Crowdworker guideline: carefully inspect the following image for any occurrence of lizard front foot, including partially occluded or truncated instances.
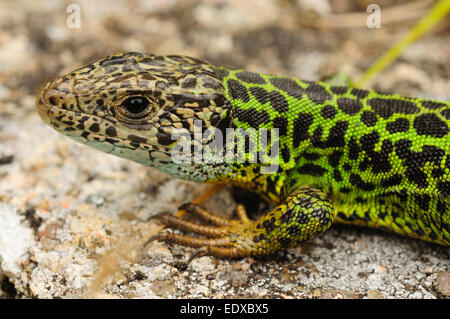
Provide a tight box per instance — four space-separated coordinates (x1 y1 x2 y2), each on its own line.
150 187 336 259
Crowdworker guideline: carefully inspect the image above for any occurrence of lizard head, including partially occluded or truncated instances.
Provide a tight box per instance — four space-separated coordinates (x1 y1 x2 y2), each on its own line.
36 52 233 181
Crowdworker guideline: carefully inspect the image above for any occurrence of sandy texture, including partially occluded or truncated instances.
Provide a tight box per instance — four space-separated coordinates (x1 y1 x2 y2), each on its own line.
0 0 448 299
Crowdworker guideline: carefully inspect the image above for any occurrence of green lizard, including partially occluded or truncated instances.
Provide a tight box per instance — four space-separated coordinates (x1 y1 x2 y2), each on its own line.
36 52 449 258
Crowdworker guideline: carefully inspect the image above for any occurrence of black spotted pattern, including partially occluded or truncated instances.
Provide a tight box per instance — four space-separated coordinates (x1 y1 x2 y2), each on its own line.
395 139 445 190
368 98 420 119
350 174 375 191
437 182 450 197
381 175 403 187
321 105 337 119
267 91 289 113
228 79 249 102
249 87 289 113
361 111 378 127
330 86 348 95
234 107 270 128
422 101 447 110
281 147 291 164
351 88 369 99
337 98 362 115
359 131 393 173
348 138 359 160
250 87 269 105
305 82 332 104
105 126 117 137
156 133 173 146
441 109 450 120
297 164 327 177
311 121 348 149
413 113 448 138
214 68 229 80
89 123 100 132
328 151 343 168
293 113 314 147
269 77 304 99
386 118 410 133
236 71 266 84
273 117 288 136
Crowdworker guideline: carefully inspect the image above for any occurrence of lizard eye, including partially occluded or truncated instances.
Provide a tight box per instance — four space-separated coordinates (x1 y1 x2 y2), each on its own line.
119 96 152 119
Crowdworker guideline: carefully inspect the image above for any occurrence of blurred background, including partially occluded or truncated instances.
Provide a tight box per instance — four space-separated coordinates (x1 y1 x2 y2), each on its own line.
1 0 449 105
0 0 449 299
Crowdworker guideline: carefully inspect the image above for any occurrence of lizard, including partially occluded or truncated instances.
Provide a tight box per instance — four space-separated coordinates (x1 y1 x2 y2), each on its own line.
36 51 450 258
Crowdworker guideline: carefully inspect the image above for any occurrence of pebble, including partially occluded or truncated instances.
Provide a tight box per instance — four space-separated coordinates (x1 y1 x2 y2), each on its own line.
150 279 177 297
320 289 358 299
366 290 384 299
435 272 450 297
0 203 33 278
190 256 216 273
229 271 248 288
85 194 105 206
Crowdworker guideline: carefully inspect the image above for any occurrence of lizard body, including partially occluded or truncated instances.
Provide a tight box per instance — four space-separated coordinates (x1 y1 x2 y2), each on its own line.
36 52 449 258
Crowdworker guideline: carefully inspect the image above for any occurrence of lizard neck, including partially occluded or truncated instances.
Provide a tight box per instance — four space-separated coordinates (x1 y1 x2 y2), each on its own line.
213 67 319 201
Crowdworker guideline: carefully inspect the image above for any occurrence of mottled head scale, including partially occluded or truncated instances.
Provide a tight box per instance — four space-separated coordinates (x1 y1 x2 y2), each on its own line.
37 52 233 180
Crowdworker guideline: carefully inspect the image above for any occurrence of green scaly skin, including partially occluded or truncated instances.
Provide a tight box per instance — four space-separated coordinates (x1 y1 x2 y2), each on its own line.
36 52 449 258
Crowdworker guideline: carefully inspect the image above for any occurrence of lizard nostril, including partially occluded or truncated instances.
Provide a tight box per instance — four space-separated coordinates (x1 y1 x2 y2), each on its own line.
48 94 58 106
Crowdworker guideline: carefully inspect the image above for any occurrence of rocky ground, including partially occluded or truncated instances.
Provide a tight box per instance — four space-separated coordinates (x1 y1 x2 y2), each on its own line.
0 0 449 299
